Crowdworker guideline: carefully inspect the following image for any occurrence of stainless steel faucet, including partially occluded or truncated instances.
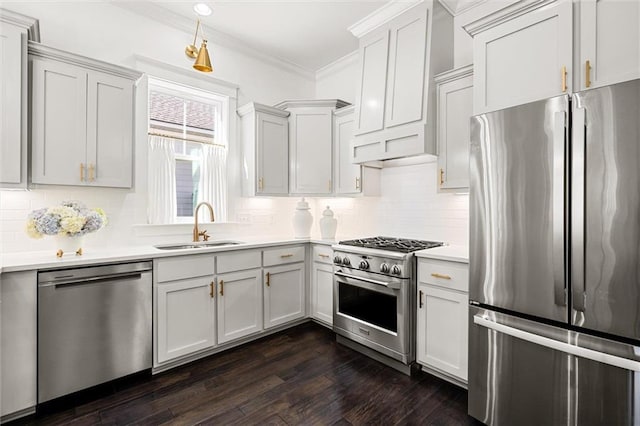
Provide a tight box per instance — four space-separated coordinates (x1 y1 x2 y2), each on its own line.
193 202 215 242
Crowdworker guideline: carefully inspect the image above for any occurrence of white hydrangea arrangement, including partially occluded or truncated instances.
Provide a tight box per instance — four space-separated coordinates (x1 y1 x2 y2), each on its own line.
26 201 108 239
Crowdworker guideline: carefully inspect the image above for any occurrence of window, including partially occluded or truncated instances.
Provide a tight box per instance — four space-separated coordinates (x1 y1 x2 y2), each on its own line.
147 78 228 224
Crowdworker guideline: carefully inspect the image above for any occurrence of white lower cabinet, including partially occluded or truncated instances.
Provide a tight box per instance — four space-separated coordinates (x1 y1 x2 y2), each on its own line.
217 269 263 344
310 245 334 326
156 277 216 364
1 271 37 419
264 262 306 329
416 258 469 386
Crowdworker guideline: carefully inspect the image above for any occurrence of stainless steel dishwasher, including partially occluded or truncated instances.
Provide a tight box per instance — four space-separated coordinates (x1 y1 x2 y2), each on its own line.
38 261 152 403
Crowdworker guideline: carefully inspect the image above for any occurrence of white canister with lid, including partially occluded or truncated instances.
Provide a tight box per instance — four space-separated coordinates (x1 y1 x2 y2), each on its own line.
319 206 337 240
292 197 313 238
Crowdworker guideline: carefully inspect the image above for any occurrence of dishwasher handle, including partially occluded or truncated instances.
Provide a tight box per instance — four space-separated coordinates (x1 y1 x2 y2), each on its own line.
41 272 147 288
38 261 152 287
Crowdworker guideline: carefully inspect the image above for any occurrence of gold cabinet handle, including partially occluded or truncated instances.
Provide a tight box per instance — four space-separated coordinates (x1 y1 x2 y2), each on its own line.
258 177 263 190
431 272 452 280
280 254 293 258
210 281 215 298
318 254 330 259
419 290 424 309
88 163 95 182
80 163 85 181
328 179 332 192
561 65 567 92
439 168 444 186
585 60 591 88
355 177 361 190
219 279 224 296
266 272 270 287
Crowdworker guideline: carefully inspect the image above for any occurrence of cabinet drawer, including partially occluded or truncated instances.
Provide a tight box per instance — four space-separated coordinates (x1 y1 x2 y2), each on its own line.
312 245 333 265
156 254 215 283
418 259 468 292
263 246 305 267
217 250 261 274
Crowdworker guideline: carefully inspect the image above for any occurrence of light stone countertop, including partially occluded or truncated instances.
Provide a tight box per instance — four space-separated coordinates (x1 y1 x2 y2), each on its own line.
0 237 338 274
415 244 469 263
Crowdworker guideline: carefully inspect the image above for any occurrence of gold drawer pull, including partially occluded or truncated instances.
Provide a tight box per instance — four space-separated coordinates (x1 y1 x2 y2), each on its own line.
561 65 568 92
219 280 224 296
210 281 215 298
431 273 452 280
266 272 270 287
318 254 330 258
80 163 85 181
439 168 444 186
280 254 293 258
88 163 95 182
585 60 592 88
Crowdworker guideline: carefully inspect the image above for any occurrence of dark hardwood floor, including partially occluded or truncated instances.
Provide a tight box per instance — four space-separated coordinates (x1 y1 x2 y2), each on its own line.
14 322 478 426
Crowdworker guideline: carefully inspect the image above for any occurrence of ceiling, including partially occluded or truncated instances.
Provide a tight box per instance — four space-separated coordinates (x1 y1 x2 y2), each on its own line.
146 1 387 72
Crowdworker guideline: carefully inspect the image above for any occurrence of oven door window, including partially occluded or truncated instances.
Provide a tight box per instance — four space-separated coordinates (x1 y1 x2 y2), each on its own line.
338 282 397 332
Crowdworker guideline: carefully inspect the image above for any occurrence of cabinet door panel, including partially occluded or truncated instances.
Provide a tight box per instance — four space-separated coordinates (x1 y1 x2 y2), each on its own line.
579 0 640 90
86 71 134 188
0 24 26 187
311 262 333 325
289 110 332 194
31 58 87 185
156 277 216 364
217 269 262 344
473 1 572 114
355 30 389 135
264 263 305 329
417 284 468 381
385 8 427 128
257 112 288 195
334 110 361 194
438 75 473 190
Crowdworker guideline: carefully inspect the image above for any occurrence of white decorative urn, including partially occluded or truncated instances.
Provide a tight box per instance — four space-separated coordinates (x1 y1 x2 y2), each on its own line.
292 198 313 239
319 206 337 240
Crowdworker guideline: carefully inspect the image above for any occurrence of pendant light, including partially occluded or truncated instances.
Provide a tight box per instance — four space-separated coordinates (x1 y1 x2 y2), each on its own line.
185 18 213 73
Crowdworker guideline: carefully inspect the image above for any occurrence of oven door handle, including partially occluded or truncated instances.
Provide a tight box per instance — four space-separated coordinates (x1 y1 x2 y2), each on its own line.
334 271 400 290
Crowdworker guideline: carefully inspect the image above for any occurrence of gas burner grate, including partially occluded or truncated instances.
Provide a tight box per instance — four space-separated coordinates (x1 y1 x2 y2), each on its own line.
338 236 444 253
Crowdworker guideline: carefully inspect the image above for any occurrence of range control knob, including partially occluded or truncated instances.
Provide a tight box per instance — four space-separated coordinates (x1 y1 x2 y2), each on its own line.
342 257 351 266
333 256 342 265
391 265 402 275
380 263 390 273
359 260 370 270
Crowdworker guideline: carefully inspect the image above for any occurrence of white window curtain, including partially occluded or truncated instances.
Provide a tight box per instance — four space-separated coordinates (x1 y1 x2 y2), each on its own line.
148 136 177 224
199 144 228 222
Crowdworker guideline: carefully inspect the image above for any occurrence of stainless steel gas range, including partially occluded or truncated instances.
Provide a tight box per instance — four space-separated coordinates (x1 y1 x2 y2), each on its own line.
332 237 443 374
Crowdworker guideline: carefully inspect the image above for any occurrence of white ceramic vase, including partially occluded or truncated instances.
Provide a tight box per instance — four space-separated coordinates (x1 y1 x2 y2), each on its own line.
292 198 313 239
55 234 85 257
319 206 337 240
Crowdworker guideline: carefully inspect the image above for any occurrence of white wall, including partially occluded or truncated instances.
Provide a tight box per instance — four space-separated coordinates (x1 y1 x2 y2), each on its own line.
0 2 315 254
315 52 359 104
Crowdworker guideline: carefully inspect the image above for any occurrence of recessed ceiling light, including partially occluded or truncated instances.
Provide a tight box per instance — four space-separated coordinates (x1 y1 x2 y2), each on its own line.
193 3 212 16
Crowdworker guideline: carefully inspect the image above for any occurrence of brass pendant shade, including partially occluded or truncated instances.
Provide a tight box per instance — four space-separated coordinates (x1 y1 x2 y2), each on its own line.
193 40 212 72
185 19 213 73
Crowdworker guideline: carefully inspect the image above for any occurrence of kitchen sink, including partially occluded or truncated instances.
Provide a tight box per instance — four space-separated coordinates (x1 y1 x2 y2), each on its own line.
154 241 243 250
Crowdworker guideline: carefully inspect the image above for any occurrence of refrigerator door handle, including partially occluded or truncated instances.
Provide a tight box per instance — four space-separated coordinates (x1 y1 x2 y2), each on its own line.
553 111 567 307
474 315 640 372
572 104 587 312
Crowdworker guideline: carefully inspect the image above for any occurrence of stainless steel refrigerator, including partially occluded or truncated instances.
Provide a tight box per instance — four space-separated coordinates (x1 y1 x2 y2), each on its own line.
469 79 640 425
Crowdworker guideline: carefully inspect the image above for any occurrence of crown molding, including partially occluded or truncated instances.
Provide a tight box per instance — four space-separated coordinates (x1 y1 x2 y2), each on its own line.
273 99 351 110
29 41 143 80
463 0 556 36
0 8 40 41
237 102 291 118
434 64 473 84
334 104 355 117
315 50 358 81
348 0 423 38
437 0 487 16
113 1 315 81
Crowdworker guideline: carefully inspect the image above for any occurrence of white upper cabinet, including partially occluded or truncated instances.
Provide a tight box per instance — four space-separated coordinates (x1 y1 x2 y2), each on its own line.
577 0 640 90
30 43 141 187
238 102 290 196
435 66 473 191
470 0 573 114
350 0 453 163
0 10 38 189
275 99 348 195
